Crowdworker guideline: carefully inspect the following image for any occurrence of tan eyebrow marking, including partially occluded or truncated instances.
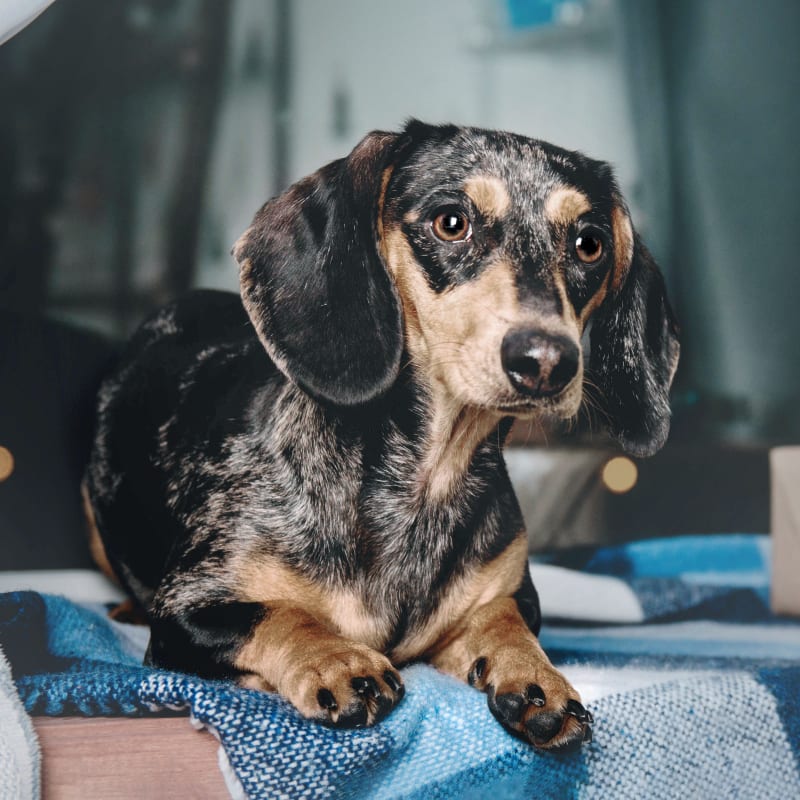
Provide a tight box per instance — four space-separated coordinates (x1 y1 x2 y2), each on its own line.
544 187 592 224
464 175 511 218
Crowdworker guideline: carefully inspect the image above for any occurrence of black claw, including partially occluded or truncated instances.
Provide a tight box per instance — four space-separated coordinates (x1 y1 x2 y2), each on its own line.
468 657 487 687
352 676 381 700
317 688 338 711
583 725 593 743
372 692 395 724
565 699 592 724
526 684 546 707
383 670 404 698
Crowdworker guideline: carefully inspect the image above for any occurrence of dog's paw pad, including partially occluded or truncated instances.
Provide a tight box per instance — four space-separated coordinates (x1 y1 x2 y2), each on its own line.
525 693 592 751
524 709 566 743
491 689 526 723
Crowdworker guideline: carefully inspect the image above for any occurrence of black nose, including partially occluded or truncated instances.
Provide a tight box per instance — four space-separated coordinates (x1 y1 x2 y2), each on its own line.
501 330 580 398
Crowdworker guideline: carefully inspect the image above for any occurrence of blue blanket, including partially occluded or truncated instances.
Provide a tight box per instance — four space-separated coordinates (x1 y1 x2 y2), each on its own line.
2 534 799 799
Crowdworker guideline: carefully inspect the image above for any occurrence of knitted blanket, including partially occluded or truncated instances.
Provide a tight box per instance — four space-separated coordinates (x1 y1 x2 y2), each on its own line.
1 534 799 799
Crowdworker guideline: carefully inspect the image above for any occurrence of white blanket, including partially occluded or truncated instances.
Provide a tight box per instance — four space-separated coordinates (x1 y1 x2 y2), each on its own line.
0 645 40 800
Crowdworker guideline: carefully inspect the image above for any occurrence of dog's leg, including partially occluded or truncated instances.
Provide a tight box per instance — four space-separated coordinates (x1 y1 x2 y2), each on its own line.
430 596 592 750
236 604 405 727
149 602 405 728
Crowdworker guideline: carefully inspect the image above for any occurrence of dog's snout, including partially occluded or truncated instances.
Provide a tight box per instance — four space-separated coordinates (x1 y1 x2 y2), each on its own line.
501 330 580 398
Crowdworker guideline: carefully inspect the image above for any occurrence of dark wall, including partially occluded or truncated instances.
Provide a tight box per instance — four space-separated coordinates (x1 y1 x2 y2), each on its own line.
0 314 117 569
659 0 800 442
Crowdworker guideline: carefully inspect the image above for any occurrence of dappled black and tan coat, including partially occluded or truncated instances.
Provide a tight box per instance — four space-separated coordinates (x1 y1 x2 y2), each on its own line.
84 121 678 751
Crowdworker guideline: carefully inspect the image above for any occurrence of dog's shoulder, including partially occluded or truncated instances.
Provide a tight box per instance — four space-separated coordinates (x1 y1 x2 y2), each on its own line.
91 289 284 507
104 289 276 400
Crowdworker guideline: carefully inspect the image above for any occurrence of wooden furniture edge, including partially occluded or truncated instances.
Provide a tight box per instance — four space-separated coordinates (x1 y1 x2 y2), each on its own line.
33 716 230 799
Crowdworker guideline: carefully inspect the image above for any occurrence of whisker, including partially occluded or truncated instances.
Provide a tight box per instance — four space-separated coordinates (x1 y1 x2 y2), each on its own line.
535 415 549 447
474 300 515 327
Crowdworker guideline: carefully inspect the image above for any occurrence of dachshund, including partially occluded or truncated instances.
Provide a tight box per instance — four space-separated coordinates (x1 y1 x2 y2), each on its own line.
83 120 679 751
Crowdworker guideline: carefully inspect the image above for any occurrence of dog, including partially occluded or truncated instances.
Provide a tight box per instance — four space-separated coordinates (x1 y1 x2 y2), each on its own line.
83 120 679 752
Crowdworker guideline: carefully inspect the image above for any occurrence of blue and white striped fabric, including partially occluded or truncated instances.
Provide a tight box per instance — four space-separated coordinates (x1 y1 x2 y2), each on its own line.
1 534 799 799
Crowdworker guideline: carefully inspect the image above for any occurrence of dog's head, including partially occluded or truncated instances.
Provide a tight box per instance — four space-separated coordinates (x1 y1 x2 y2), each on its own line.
233 121 679 457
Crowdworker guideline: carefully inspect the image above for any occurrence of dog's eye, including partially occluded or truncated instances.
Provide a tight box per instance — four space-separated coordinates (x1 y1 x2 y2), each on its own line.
574 228 605 264
432 210 472 242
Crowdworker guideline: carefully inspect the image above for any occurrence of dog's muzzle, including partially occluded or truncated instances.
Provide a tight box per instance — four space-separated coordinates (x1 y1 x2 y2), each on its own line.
501 329 579 398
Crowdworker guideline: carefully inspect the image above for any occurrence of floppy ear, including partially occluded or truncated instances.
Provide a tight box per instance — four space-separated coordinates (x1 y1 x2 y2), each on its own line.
589 212 680 457
232 131 408 406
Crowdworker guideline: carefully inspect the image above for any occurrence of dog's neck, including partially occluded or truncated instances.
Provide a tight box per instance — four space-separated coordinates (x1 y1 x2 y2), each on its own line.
379 365 510 504
415 387 504 502
272 372 509 511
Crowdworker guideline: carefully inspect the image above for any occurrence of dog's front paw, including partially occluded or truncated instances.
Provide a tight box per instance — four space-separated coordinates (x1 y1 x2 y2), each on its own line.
310 651 406 729
245 640 405 729
468 654 592 751
235 607 406 729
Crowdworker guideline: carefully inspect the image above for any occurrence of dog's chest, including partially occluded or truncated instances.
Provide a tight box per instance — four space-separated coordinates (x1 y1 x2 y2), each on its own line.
322 503 526 662
233 404 517 658
344 458 511 656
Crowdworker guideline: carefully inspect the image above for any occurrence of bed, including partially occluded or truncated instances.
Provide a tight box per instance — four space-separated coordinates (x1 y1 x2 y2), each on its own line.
2 532 798 799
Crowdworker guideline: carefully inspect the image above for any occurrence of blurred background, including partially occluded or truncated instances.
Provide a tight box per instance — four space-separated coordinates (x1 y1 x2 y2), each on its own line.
1 0 798 565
